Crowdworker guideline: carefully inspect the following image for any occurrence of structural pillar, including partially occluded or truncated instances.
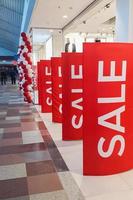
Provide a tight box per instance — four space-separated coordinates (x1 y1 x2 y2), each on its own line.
115 0 133 42
52 31 63 57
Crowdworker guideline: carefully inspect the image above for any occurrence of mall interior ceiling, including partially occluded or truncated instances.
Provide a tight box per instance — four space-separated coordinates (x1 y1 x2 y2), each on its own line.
0 0 115 59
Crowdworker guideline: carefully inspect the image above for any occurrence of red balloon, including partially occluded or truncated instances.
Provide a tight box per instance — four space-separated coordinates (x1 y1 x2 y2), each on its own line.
28 60 32 65
26 57 31 62
20 45 24 50
21 32 26 37
23 37 28 42
24 74 29 80
25 41 30 46
26 95 32 103
22 82 28 88
23 68 28 74
23 52 28 58
21 64 26 70
27 45 31 50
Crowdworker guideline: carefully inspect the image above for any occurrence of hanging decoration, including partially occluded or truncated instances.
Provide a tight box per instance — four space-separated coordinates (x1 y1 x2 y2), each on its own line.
17 32 33 103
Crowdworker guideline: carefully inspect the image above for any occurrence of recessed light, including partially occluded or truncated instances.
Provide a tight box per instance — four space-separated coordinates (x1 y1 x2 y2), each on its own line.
49 29 53 33
63 15 68 19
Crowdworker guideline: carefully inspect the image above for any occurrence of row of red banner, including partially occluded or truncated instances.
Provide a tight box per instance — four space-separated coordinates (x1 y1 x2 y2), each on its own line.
37 43 133 176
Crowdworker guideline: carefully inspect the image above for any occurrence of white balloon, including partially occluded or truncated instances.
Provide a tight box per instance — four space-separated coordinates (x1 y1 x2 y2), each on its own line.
24 47 28 53
27 64 30 69
28 53 31 57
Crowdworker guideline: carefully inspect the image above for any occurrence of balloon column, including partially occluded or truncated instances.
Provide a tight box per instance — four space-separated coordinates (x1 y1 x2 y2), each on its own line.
17 32 33 103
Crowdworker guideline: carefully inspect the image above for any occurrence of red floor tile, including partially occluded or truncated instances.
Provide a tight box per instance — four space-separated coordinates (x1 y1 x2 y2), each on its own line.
27 173 63 194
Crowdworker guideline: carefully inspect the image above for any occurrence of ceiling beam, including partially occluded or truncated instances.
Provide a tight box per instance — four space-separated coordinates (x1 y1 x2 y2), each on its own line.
0 43 16 52
0 5 23 17
0 35 18 46
0 18 19 30
0 40 17 49
0 39 17 48
62 0 104 31
0 17 21 28
0 30 19 43
0 26 20 36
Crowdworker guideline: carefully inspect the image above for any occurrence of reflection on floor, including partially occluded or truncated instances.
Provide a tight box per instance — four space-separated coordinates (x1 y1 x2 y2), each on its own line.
0 84 133 200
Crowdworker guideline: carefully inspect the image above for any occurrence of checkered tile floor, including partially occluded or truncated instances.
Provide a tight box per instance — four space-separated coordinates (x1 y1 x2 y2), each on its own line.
0 84 84 200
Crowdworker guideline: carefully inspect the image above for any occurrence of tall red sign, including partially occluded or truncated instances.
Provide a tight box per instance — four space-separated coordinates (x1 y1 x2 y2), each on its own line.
37 61 43 105
83 43 133 175
62 53 83 140
32 65 38 104
51 57 62 123
38 60 52 113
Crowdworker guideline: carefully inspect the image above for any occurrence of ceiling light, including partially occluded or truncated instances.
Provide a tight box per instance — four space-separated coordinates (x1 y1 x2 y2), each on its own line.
63 15 68 19
105 3 111 8
83 20 86 24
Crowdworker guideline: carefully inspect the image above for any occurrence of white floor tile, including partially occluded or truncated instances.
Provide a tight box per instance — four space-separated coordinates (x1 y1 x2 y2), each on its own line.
0 128 4 134
0 163 27 180
71 172 130 198
6 116 20 120
85 190 133 200
30 190 68 200
22 130 43 144
119 169 133 188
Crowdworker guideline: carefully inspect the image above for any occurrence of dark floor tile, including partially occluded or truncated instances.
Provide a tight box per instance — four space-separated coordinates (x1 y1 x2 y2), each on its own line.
0 143 47 155
44 135 57 149
0 123 21 128
48 147 63 159
0 117 5 120
52 158 69 172
37 121 47 130
21 119 35 122
20 115 34 120
4 127 22 133
0 133 3 139
0 178 28 199
20 113 32 116
3 132 22 139
47 147 69 172
0 138 22 147
0 154 25 166
7 110 19 116
41 129 50 136
27 173 63 194
26 160 56 176
0 120 20 124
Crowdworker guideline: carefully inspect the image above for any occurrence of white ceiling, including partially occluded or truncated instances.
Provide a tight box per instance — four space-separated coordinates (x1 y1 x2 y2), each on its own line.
30 0 95 29
71 0 115 34
29 0 116 44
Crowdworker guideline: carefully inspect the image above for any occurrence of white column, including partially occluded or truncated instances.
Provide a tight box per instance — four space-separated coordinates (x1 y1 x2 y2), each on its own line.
115 0 133 42
52 32 63 57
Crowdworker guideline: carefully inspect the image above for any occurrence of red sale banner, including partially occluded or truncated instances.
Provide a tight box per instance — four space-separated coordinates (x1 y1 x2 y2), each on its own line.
37 61 43 105
51 57 62 123
62 53 83 140
32 65 38 104
37 60 52 113
83 43 133 175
